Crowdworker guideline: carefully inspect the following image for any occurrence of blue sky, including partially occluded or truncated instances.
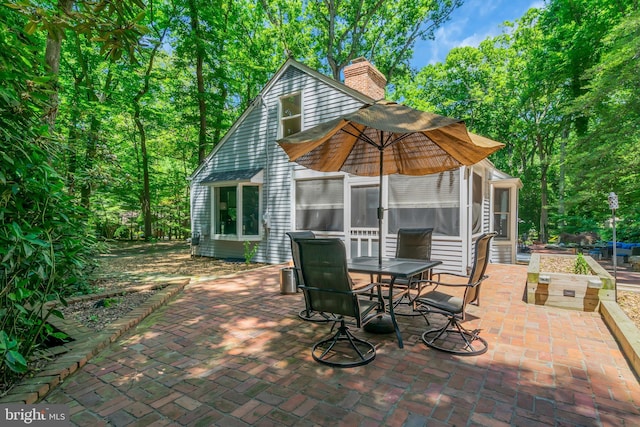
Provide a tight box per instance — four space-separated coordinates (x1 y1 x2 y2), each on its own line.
411 0 546 69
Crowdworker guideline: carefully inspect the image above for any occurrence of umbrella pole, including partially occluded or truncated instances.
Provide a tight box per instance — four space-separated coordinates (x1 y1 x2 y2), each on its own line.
378 149 384 267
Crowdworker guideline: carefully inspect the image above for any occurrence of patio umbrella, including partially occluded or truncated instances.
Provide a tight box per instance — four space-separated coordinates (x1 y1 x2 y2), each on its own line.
277 100 505 265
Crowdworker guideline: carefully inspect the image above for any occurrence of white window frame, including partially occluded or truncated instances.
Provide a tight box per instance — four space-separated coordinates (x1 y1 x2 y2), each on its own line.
492 187 511 240
209 182 263 241
278 91 303 139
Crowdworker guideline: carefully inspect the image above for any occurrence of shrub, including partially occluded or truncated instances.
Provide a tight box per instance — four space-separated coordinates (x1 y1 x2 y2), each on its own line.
0 18 97 384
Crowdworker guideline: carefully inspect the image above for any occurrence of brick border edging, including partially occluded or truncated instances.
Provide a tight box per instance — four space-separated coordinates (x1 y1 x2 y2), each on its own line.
600 300 640 380
0 279 190 404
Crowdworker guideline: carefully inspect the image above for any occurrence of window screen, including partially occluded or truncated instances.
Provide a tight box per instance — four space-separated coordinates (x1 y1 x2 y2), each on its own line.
388 172 460 236
295 179 344 231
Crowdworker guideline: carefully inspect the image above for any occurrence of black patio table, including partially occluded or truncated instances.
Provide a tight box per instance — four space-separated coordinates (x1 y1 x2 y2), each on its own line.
347 256 442 348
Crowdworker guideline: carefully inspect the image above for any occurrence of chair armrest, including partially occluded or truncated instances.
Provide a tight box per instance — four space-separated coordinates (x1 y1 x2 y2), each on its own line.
414 279 469 288
298 285 353 295
352 282 381 294
299 282 380 295
432 272 469 281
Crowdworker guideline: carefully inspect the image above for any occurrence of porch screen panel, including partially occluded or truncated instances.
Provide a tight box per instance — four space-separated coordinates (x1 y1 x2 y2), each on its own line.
296 178 344 231
388 171 460 236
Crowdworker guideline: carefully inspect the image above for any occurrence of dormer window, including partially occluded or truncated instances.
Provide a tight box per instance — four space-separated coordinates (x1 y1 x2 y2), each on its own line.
280 93 302 137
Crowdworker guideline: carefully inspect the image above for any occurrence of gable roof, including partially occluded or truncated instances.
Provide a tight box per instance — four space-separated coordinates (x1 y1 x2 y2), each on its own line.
188 58 376 181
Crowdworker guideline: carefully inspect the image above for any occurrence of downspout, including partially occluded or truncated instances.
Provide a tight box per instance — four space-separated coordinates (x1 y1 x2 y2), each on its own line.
258 94 271 262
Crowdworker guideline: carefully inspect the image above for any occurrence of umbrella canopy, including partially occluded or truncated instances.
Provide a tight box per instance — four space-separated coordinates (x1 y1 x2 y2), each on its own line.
277 101 505 265
277 101 505 177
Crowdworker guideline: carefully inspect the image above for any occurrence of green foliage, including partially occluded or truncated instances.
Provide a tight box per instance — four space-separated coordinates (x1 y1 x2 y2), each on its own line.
0 331 28 374
397 1 637 243
102 298 120 308
566 11 640 219
0 9 97 384
243 241 259 265
574 253 591 275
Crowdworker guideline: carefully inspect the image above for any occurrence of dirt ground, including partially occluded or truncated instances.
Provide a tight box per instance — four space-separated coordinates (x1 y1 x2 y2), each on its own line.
63 240 262 330
90 240 260 287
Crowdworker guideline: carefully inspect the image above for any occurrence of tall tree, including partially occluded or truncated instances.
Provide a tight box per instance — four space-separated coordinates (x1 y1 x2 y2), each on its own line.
540 0 629 138
396 8 566 242
567 9 640 235
187 0 209 163
13 0 147 130
259 0 463 84
130 11 173 239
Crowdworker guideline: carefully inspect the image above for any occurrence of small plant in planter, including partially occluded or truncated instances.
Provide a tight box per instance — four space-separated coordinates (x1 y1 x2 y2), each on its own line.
574 253 591 275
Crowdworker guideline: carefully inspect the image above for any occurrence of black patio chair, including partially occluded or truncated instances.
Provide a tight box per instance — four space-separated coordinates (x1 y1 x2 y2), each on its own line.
297 238 384 367
286 231 338 323
415 232 496 356
376 228 433 315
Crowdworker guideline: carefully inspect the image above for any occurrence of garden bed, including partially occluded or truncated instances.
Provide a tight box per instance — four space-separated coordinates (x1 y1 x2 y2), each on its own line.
526 253 615 311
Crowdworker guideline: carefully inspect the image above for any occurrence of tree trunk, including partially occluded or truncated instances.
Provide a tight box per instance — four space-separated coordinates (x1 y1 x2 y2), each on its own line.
133 100 152 239
80 115 99 209
212 87 227 145
540 165 549 243
43 0 73 130
188 0 208 164
537 134 549 243
132 29 167 240
558 128 568 221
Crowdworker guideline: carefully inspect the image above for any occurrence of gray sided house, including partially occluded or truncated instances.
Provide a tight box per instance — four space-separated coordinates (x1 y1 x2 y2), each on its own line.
189 58 522 274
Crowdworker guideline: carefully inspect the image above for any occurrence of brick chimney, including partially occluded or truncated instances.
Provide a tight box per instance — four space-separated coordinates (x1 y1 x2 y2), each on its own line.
343 57 387 100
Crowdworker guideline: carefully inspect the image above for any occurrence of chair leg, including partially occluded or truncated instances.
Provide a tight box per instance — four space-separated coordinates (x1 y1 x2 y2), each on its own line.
421 315 488 356
312 320 376 367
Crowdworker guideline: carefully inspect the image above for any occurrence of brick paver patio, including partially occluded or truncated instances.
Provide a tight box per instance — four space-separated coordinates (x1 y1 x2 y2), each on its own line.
44 264 640 426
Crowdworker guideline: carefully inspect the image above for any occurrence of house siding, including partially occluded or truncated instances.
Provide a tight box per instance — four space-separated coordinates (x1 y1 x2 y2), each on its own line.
190 59 521 272
190 64 365 264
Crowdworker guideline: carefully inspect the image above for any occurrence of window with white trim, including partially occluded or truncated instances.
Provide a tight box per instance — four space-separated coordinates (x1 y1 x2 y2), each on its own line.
212 184 261 238
295 178 344 231
388 171 460 236
493 187 510 239
280 93 302 137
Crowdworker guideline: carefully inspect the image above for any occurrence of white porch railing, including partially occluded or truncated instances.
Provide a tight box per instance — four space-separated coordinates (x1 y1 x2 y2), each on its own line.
349 227 379 258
